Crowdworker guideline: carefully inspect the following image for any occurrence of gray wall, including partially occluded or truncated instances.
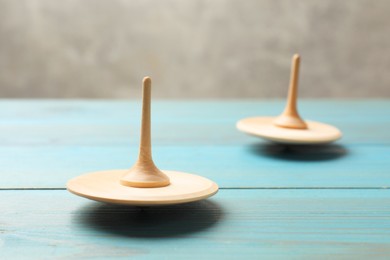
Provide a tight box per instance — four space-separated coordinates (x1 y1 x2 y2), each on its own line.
0 0 389 99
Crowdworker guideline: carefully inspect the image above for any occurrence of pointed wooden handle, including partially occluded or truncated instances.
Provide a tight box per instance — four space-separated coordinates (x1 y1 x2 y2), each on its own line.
138 77 152 162
273 54 307 129
286 54 300 115
120 77 170 188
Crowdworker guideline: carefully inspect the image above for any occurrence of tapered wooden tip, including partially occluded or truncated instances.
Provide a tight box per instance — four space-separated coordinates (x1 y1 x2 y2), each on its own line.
143 77 151 88
274 54 307 129
120 77 170 188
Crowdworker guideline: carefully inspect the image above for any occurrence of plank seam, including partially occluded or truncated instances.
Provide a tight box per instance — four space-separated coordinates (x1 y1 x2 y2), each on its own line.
0 187 389 191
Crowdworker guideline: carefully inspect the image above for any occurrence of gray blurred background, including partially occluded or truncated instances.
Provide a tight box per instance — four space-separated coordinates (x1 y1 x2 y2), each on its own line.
0 0 389 99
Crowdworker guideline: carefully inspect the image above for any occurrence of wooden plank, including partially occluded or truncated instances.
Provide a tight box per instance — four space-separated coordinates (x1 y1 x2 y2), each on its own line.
0 100 389 146
1 189 390 259
0 100 388 188
0 143 388 189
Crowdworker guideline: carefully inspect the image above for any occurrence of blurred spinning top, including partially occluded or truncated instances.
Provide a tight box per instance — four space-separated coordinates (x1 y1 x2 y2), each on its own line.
67 77 218 206
237 54 342 144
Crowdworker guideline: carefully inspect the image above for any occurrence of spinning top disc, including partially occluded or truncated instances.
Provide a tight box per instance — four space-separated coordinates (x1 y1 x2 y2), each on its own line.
237 54 342 144
68 170 218 206
237 117 341 144
67 77 218 206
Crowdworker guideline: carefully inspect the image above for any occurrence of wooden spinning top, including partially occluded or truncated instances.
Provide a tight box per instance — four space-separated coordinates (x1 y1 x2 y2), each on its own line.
67 77 218 206
237 54 342 144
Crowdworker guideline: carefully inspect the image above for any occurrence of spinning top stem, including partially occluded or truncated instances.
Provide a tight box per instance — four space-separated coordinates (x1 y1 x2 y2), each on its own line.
138 77 153 163
274 54 307 129
120 77 170 188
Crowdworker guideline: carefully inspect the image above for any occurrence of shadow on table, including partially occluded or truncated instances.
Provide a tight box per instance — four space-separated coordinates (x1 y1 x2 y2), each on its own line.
75 199 224 238
249 142 348 162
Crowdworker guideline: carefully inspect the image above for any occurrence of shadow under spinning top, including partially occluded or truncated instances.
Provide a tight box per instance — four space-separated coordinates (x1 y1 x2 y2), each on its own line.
67 77 218 206
237 54 342 144
74 200 224 238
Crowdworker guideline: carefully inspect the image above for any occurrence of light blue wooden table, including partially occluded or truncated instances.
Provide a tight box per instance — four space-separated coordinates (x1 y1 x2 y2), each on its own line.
1 100 390 259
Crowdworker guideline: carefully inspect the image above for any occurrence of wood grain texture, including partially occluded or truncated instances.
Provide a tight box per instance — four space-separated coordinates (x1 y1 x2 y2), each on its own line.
0 100 388 146
0 100 389 258
1 189 390 259
0 100 389 189
0 143 388 189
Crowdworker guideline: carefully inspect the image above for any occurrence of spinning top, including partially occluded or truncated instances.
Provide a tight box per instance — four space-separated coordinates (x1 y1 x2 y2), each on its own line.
237 54 342 144
67 77 218 206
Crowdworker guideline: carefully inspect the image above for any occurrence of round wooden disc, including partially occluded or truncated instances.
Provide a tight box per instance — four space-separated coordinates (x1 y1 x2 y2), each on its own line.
237 117 342 144
67 170 219 206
